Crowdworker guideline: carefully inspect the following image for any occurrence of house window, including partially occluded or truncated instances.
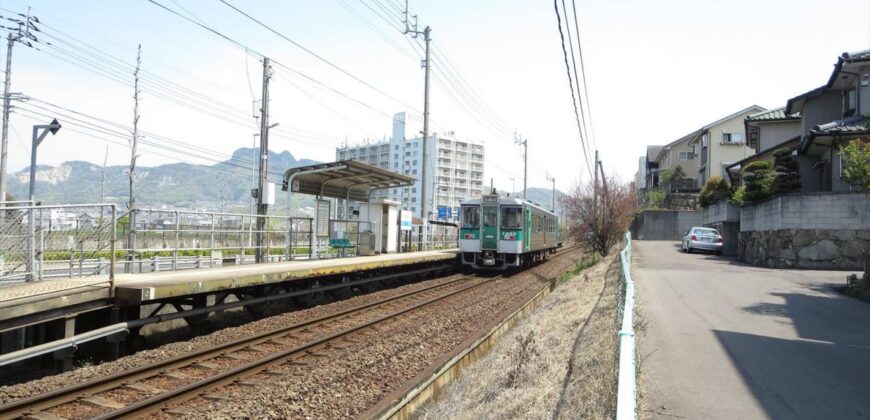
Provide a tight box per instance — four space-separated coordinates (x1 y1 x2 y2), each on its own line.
844 89 857 117
678 151 695 161
722 132 743 144
412 169 418 174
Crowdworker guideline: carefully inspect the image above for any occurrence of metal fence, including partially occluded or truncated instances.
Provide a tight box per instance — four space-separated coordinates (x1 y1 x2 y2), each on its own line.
616 231 637 420
408 223 459 251
119 209 313 273
0 203 116 286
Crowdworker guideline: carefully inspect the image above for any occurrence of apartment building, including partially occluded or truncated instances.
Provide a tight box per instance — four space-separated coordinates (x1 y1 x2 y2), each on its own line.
336 112 485 221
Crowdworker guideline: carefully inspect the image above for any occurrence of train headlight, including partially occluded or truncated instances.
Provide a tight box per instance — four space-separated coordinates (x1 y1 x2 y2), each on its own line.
463 233 475 239
505 232 516 240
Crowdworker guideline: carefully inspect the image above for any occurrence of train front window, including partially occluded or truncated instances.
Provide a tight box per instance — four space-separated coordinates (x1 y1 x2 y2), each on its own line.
483 206 497 228
501 207 522 229
462 206 479 229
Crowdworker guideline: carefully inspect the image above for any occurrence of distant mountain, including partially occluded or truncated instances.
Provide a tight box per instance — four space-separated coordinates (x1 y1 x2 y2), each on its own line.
7 148 321 211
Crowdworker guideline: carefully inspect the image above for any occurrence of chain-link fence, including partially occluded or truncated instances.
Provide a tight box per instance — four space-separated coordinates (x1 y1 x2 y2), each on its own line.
118 209 313 273
0 203 116 286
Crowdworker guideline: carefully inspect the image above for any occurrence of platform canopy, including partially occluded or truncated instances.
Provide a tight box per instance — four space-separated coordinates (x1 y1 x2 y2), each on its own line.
282 160 416 202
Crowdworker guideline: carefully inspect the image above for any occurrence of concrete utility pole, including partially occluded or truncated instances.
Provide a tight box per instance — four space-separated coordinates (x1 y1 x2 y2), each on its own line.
127 44 141 273
547 173 556 212
593 149 599 215
100 145 108 203
402 2 432 222
27 118 60 282
1 8 33 204
515 131 528 199
255 57 272 263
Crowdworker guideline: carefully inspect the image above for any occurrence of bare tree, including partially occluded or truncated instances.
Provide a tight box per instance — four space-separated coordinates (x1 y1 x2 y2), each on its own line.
561 174 636 256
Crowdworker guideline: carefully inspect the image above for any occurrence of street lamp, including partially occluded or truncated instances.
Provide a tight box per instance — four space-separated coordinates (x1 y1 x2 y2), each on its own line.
29 118 61 202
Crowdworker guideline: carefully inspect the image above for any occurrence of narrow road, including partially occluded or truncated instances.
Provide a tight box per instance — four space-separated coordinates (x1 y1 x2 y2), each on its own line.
635 240 870 420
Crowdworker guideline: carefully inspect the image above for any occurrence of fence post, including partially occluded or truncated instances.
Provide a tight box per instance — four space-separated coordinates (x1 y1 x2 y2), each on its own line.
109 205 116 290
26 207 35 281
172 211 179 271
195 254 202 269
152 256 159 272
38 226 44 281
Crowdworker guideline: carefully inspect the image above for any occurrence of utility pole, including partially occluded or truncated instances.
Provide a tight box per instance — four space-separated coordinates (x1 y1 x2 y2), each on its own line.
546 173 556 212
514 131 528 199
593 149 599 213
255 57 272 263
127 44 141 273
403 1 432 251
1 8 33 204
100 145 108 203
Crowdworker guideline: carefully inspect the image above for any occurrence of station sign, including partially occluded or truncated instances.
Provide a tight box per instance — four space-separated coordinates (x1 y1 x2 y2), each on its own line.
400 210 413 231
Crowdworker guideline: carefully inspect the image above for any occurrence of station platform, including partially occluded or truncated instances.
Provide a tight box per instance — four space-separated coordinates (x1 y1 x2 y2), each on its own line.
114 249 459 305
0 278 112 332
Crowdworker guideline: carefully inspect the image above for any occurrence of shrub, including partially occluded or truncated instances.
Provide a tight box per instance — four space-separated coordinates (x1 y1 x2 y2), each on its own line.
771 147 801 195
743 161 774 203
646 189 665 208
699 176 730 207
841 139 870 189
729 185 745 205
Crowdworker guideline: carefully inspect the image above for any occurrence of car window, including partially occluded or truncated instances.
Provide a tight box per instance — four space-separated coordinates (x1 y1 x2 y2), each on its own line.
693 228 719 235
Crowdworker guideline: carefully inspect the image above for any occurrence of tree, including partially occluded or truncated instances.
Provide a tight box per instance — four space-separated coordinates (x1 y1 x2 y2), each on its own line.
771 147 801 195
561 174 636 256
660 165 686 191
841 139 870 189
743 161 775 204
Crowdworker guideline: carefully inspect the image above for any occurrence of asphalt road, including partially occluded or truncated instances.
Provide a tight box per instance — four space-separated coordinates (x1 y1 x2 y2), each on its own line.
634 241 870 420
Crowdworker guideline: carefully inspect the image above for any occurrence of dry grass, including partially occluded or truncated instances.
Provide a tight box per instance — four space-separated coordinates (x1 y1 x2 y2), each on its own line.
418 254 621 420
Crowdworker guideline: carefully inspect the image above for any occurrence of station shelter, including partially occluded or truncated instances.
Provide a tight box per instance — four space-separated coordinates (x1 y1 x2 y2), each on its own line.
283 160 416 258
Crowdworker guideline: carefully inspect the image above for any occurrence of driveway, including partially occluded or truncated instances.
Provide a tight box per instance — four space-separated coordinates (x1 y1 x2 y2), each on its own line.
634 240 870 420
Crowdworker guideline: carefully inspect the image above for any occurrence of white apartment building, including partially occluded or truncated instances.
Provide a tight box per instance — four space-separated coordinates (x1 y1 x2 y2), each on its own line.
336 112 485 221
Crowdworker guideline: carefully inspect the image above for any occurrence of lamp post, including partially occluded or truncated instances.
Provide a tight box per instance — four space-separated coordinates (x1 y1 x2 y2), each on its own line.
29 119 61 202
27 118 61 282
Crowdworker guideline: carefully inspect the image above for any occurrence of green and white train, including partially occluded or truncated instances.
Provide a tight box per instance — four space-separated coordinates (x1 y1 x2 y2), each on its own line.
460 193 560 270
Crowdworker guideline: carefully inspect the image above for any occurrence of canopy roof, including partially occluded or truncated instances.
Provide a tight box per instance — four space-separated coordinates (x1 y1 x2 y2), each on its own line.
282 160 415 202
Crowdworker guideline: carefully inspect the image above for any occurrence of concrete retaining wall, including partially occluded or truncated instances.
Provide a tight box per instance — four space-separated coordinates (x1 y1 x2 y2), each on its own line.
702 202 741 256
740 193 870 232
631 210 703 240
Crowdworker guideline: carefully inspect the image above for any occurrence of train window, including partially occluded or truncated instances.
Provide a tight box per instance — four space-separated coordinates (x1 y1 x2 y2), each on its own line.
501 207 522 229
462 206 479 229
483 206 498 228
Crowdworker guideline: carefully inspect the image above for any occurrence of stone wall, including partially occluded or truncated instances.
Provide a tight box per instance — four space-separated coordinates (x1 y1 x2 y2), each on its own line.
738 229 869 269
737 193 870 269
663 193 699 210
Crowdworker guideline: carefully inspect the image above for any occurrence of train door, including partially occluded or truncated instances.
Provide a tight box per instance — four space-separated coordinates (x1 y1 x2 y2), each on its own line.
482 205 498 250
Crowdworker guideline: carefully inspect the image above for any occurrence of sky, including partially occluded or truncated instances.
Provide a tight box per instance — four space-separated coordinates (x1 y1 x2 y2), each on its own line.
1 0 869 194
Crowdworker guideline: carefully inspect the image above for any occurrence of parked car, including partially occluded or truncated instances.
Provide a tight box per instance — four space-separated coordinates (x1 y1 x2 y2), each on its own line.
681 227 723 255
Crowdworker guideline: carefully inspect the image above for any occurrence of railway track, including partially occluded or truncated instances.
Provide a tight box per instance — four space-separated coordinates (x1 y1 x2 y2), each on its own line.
1 246 581 419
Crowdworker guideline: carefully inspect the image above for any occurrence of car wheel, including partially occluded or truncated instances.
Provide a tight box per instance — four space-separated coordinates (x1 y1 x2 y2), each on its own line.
686 246 692 254
715 251 722 256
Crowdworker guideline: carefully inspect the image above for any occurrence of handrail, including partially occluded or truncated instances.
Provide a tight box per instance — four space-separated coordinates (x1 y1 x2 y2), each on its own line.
616 231 637 420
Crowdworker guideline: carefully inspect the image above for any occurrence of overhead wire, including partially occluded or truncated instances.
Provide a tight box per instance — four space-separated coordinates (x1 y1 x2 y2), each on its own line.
553 0 594 180
568 0 597 151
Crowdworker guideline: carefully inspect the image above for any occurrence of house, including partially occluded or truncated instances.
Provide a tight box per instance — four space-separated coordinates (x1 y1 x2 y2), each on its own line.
643 145 664 189
784 50 870 192
725 107 802 184
686 105 766 187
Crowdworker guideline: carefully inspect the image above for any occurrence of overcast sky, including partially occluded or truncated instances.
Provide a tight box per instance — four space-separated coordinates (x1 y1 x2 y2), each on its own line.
2 0 869 193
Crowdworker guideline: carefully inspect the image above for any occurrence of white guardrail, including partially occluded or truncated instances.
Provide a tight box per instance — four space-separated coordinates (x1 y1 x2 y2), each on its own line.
616 231 637 420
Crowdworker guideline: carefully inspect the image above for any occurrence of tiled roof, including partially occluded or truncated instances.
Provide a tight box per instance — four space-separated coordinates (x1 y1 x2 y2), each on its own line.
746 107 800 121
842 49 870 61
812 115 870 134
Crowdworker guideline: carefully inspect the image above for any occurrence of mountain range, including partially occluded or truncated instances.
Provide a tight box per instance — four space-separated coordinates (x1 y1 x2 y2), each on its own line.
8 148 567 214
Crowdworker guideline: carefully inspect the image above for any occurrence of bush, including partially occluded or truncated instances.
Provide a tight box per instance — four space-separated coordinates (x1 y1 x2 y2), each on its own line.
729 185 745 205
660 165 686 190
841 139 870 189
699 176 730 207
743 161 774 204
646 189 665 208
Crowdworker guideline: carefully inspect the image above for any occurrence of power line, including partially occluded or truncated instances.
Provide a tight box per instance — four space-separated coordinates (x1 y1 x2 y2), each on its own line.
553 0 593 180
559 0 591 153
214 0 418 112
568 0 597 151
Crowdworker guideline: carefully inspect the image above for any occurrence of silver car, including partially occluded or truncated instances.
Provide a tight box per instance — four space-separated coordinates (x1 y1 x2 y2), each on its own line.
681 227 723 255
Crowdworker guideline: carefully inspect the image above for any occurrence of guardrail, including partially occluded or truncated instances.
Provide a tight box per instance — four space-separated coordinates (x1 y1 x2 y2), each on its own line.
616 231 637 420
